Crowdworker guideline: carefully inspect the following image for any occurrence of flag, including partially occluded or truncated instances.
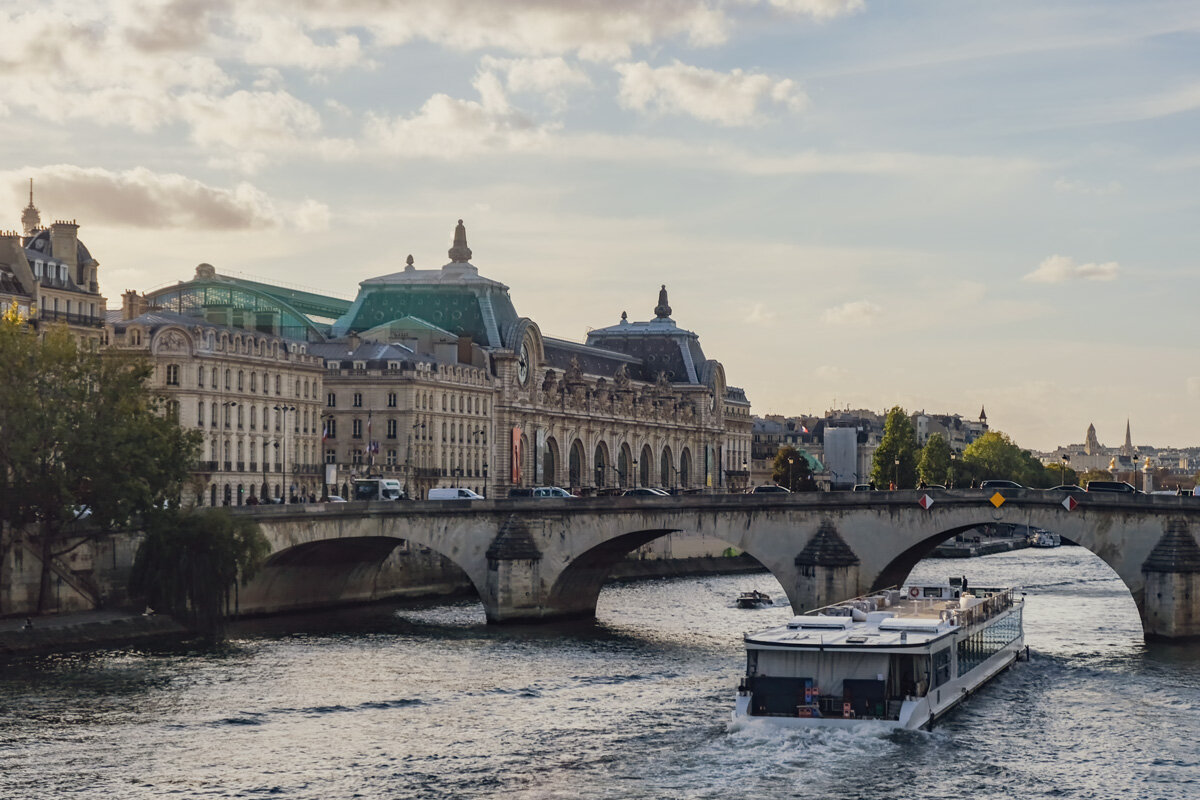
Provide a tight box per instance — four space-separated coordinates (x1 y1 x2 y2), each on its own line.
801 425 809 434
322 423 328 442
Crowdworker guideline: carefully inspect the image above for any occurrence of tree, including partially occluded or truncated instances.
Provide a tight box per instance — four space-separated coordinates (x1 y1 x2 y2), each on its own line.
871 407 919 489
772 445 817 491
917 433 951 486
1046 462 1079 488
1080 468 1113 485
0 309 200 613
960 431 1026 485
130 508 269 639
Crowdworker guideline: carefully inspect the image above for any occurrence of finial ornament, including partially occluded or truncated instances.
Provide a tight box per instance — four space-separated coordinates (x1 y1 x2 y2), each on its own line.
654 284 672 319
448 219 472 262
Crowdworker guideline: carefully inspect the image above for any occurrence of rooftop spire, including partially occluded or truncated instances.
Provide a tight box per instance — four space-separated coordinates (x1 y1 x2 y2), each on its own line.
1122 419 1133 456
21 177 40 237
448 219 472 263
654 284 672 319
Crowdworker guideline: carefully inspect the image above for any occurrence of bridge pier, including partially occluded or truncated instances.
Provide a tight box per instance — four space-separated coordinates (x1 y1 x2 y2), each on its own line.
1140 521 1200 639
790 521 862 613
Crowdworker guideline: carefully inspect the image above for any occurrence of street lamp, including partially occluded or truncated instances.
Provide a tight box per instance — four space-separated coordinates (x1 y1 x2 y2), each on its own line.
632 458 639 489
273 405 296 500
406 421 425 498
893 457 900 491
949 452 957 489
788 456 795 492
741 459 748 492
482 461 489 497
1060 453 1071 486
1132 453 1140 491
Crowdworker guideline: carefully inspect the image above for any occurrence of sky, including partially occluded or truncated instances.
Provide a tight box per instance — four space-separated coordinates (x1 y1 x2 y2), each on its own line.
2 0 1199 452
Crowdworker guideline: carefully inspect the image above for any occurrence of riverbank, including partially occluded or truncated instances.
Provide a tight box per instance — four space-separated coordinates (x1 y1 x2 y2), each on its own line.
932 535 1031 558
0 609 188 657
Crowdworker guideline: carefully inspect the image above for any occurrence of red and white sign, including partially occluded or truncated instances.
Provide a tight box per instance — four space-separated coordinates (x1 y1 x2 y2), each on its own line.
1062 496 1078 511
918 494 934 509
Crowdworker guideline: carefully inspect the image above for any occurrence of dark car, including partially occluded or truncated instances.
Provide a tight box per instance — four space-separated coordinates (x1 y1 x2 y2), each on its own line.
1086 481 1138 493
622 487 670 497
1047 484 1085 493
979 480 1023 490
750 484 791 494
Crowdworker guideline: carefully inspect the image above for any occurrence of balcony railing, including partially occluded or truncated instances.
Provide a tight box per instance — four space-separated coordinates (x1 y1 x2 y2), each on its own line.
37 309 105 328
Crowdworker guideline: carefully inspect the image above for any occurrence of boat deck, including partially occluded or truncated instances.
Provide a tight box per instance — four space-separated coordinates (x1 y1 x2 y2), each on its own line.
745 586 1020 649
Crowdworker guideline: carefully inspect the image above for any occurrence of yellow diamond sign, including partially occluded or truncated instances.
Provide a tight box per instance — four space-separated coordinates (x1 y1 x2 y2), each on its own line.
989 492 1006 508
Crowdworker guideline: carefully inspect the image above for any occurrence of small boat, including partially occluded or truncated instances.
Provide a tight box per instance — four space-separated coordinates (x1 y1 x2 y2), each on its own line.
732 578 1025 730
737 590 773 609
1029 529 1061 548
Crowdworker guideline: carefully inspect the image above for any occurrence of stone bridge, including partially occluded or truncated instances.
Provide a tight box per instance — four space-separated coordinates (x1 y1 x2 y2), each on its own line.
236 489 1200 639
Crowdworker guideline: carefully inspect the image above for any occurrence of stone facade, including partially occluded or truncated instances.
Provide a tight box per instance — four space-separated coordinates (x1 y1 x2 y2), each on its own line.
108 309 326 505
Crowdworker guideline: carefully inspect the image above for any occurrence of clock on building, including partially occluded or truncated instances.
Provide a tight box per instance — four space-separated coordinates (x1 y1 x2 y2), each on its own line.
517 342 530 385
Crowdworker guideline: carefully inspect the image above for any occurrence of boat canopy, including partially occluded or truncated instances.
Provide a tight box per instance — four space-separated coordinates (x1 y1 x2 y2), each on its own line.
787 616 853 630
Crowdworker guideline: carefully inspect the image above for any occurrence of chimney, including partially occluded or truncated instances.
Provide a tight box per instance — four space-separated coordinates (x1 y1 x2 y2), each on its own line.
121 290 147 321
50 220 79 278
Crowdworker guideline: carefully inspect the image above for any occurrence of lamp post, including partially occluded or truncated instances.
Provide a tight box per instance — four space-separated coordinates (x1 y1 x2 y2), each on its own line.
1132 453 1140 491
1060 453 1070 487
482 461 488 497
406 421 425 499
893 457 900 491
788 456 795 492
632 458 639 489
741 459 748 492
273 405 296 500
949 452 957 489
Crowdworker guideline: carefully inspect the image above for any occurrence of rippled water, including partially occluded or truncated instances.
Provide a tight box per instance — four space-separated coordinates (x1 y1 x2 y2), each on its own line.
2 548 1198 799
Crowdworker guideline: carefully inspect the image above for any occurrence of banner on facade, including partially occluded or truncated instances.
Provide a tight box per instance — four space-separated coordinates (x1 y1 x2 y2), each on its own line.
325 463 337 486
511 427 523 484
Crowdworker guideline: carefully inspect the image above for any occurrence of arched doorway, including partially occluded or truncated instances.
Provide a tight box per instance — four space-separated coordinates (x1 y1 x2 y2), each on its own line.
639 444 653 488
680 448 691 489
593 442 610 488
209 484 216 507
569 439 585 489
618 444 632 488
544 437 559 486
661 446 674 491
223 484 232 506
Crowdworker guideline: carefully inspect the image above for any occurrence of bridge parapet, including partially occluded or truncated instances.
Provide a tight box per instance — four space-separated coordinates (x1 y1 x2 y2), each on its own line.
239 490 1200 639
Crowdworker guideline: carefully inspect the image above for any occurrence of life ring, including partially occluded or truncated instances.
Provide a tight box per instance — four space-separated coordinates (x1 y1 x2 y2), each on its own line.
909 587 920 598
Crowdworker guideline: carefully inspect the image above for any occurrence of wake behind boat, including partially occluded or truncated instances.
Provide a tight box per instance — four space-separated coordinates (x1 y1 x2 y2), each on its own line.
737 590 773 609
732 578 1025 730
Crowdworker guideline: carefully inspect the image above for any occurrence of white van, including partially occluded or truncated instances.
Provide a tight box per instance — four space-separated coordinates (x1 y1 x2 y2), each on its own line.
352 478 405 501
428 487 485 500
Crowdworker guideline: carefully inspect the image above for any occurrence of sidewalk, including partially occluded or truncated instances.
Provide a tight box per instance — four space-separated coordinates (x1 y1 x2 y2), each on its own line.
0 608 187 656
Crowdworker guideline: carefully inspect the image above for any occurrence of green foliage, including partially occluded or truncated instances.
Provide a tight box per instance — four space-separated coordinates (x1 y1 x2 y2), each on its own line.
917 433 951 486
1080 468 1114 485
771 445 817 491
959 430 1051 486
871 407 919 489
1045 463 1079 487
0 314 200 611
130 509 270 639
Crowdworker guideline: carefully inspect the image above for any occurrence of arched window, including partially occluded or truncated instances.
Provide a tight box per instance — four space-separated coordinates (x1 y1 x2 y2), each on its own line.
237 371 244 391
165 364 180 386
569 440 585 489
197 366 205 386
661 446 674 490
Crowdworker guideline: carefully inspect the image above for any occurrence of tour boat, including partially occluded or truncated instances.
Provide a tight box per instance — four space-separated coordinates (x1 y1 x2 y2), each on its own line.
737 590 773 609
732 578 1025 730
1029 529 1061 548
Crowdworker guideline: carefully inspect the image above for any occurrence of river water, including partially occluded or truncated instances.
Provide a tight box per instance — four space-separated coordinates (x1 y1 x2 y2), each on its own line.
2 547 1198 799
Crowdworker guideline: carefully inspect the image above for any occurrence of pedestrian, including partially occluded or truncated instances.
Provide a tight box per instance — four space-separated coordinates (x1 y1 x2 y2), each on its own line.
22 617 33 631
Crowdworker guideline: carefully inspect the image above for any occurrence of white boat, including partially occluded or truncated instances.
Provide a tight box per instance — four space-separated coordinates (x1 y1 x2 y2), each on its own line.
732 578 1025 730
1029 529 1061 548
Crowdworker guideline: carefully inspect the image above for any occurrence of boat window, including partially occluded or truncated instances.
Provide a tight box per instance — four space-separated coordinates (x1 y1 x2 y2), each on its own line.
924 587 944 599
932 648 952 687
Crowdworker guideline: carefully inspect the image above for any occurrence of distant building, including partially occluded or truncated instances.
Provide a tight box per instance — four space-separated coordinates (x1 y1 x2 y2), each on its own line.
0 181 107 345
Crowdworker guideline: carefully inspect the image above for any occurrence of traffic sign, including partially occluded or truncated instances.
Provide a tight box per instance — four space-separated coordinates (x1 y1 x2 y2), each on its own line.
918 494 934 509
1062 496 1078 511
989 492 1006 508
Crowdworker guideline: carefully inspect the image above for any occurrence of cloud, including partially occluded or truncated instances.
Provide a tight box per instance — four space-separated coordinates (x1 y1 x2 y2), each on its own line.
744 303 776 325
816 365 850 381
615 60 807 125
1053 177 1122 196
764 0 865 20
364 70 557 158
822 300 881 324
481 56 591 96
2 165 317 230
1023 254 1119 283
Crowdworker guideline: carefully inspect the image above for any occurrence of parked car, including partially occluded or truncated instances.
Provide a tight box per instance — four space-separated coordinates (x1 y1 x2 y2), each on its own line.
851 484 875 492
979 480 1023 490
507 486 578 499
322 495 347 503
1046 484 1085 493
622 488 670 497
428 487 485 500
750 484 791 494
1085 480 1138 493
